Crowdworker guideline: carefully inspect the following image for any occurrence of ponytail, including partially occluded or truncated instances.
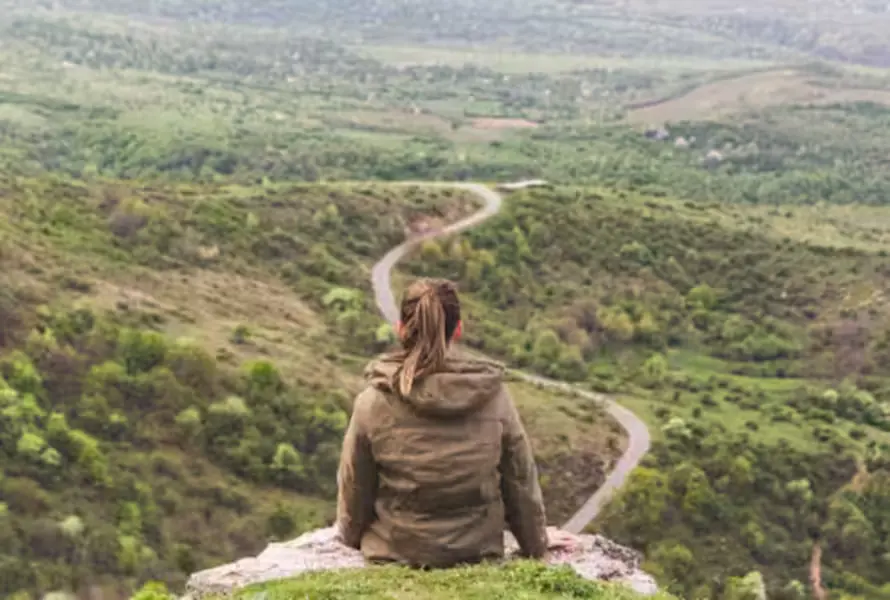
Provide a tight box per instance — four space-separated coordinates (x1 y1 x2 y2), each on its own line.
393 279 461 396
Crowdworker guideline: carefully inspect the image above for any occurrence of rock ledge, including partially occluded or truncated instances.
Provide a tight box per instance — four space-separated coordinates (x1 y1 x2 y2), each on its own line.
185 527 658 597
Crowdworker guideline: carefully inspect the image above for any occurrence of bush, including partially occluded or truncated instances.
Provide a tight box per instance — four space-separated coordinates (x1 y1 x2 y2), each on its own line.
699 394 718 407
131 582 176 600
165 339 219 395
1 352 43 396
244 361 284 399
230 324 251 345
641 353 668 387
108 198 152 238
118 329 168 374
174 407 202 438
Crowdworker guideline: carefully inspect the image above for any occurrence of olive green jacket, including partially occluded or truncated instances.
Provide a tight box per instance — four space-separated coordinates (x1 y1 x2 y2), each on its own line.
336 350 548 567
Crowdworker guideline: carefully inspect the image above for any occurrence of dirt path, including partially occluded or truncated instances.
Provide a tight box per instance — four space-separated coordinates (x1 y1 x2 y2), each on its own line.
369 182 652 533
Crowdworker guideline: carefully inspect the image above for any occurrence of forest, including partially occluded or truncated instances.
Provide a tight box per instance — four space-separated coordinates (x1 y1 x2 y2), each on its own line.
2 1 890 599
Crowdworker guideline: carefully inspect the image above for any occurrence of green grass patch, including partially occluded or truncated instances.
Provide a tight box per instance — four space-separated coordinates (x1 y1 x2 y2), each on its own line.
227 562 675 600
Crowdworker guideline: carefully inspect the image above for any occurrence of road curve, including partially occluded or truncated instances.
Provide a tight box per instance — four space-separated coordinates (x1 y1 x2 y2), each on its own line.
370 182 651 534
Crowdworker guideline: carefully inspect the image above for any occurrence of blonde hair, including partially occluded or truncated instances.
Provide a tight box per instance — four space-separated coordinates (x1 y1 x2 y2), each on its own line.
394 278 461 396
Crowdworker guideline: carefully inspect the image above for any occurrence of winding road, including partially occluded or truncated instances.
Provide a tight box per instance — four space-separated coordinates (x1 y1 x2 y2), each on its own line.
370 182 651 534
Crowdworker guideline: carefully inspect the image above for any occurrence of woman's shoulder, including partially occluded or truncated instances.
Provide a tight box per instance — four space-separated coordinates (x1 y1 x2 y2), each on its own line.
353 383 387 412
361 352 402 393
445 347 506 374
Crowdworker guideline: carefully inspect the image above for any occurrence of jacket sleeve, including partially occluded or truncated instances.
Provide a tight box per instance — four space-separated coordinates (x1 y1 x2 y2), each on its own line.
336 389 378 549
498 386 549 558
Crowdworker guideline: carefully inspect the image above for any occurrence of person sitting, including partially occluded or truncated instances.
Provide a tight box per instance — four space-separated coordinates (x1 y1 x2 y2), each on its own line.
336 278 571 568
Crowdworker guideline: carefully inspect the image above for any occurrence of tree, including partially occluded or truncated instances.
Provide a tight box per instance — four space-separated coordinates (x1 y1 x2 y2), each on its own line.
687 284 718 310
605 468 670 546
598 306 635 342
648 542 696 597
322 287 364 313
272 443 305 483
532 329 562 368
641 353 668 387
723 571 767 600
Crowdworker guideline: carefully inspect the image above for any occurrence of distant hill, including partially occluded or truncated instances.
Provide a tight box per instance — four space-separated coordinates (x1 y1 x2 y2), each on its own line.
15 0 890 66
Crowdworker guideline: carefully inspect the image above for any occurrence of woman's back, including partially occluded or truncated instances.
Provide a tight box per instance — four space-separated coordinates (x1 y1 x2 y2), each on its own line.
337 351 548 567
336 279 548 567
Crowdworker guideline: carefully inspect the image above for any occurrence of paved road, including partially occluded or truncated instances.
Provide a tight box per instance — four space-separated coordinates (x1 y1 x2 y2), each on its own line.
370 182 651 534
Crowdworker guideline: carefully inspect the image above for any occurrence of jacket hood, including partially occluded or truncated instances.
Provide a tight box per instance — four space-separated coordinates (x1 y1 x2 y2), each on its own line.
364 349 505 418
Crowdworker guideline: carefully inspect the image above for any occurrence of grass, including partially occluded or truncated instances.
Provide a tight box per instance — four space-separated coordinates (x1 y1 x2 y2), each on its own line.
612 349 826 452
224 562 674 600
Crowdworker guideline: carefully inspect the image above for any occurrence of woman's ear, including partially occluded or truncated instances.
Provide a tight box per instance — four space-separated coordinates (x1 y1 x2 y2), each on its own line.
396 320 406 341
453 320 463 342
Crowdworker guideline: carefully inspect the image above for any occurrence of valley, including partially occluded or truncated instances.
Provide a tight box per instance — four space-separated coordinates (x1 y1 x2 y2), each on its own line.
1 1 890 599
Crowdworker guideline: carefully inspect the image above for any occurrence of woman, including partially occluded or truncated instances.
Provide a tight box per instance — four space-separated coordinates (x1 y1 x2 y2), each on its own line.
336 278 570 568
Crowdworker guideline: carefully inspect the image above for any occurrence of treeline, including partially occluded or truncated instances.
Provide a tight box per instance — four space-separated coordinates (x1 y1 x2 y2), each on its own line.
6 90 890 207
33 0 886 64
0 13 663 118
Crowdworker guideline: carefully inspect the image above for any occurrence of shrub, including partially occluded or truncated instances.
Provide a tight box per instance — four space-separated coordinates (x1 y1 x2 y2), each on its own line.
68 430 110 485
16 432 54 465
266 504 297 540
131 582 175 600
108 198 155 239
272 443 305 478
641 353 668 387
174 407 202 438
211 395 250 418
58 516 85 539
165 339 218 394
244 361 284 398
118 329 167 374
699 394 718 407
1 478 51 515
687 284 718 310
849 427 867 441
1 352 43 395
117 534 156 575
230 324 251 345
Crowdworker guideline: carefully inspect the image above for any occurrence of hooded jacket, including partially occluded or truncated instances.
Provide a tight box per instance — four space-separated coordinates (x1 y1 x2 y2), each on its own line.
336 350 549 567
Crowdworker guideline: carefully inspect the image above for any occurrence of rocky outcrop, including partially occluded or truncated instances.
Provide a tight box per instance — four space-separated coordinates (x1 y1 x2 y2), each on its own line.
185 527 659 598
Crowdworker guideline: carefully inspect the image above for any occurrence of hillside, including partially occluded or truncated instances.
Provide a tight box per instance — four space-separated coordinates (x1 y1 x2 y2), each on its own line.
404 185 890 599
2 3 890 207
16 0 890 66
0 176 625 598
